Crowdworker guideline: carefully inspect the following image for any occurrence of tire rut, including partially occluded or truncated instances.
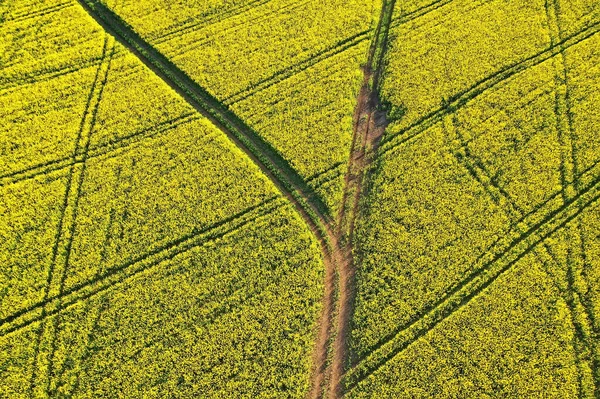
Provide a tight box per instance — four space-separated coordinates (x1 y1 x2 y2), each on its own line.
75 0 332 235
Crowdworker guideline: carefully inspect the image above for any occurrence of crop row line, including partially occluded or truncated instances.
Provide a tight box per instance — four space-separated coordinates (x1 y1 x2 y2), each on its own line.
0 113 198 186
1 110 343 197
343 161 600 390
0 54 112 93
95 164 128 273
390 0 497 33
240 93 338 133
379 16 600 157
459 79 555 149
3 1 73 24
0 195 284 338
107 198 328 385
306 162 345 184
347 152 600 371
545 0 578 199
445 114 514 210
27 32 115 397
390 0 454 29
449 97 596 396
576 214 600 398
41 33 118 396
542 0 588 390
24 190 280 393
111 256 305 381
150 0 274 45
1 32 364 187
168 0 312 60
49 296 107 397
76 0 334 244
547 1 599 394
58 222 307 392
223 30 370 106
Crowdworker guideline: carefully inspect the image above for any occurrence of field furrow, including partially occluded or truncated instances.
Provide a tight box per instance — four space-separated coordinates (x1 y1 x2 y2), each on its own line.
77 0 332 234
224 30 370 106
3 1 73 23
0 113 198 187
0 196 282 338
1 1 327 396
347 0 600 395
149 0 273 45
28 33 117 397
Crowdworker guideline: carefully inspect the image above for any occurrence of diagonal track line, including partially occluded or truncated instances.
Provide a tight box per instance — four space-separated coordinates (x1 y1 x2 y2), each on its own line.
378 16 600 158
449 94 594 396
345 157 600 374
49 204 305 394
3 114 348 188
70 11 344 381
101 252 306 377
344 168 600 390
166 0 311 59
3 1 73 24
75 0 333 240
0 55 109 92
42 32 117 395
149 0 273 44
223 30 370 105
1 32 365 188
0 196 284 338
389 0 496 30
0 113 198 186
390 0 454 28
27 33 111 397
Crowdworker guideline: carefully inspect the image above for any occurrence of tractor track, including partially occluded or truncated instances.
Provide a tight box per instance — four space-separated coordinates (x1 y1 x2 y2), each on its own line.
0 196 285 338
75 0 332 234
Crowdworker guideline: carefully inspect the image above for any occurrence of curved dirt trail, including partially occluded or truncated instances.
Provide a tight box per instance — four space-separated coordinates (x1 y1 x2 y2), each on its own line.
74 2 347 397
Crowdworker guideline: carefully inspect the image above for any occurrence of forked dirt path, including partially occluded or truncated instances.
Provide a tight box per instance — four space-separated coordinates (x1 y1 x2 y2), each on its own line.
74 1 394 399
311 1 396 398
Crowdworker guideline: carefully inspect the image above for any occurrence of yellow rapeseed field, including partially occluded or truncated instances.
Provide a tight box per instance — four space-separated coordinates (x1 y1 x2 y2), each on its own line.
97 0 377 217
1 0 598 397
